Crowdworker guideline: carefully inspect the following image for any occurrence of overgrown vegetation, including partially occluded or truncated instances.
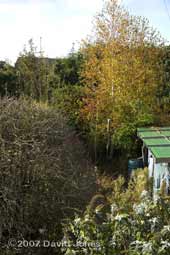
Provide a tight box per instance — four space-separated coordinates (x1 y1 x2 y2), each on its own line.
0 98 96 254
0 0 170 254
64 170 170 255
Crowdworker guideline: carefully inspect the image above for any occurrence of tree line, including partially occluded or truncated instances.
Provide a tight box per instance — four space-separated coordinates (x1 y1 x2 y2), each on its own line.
1 0 170 163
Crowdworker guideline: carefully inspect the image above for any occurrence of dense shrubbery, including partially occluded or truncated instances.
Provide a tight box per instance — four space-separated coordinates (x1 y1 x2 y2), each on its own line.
0 97 96 254
53 85 84 127
1 1 170 254
64 169 170 255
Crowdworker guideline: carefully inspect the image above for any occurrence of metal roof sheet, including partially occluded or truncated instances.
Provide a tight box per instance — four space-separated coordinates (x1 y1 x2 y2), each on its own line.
137 127 170 162
150 147 170 163
138 131 164 139
138 127 170 132
143 138 170 147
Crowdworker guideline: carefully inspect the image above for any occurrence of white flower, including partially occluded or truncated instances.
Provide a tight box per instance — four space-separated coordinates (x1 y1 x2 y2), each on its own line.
114 213 128 221
161 225 170 235
84 214 90 222
149 217 159 232
131 240 143 245
131 240 152 253
161 240 170 249
149 217 158 228
130 240 144 249
74 217 81 224
140 190 150 199
142 242 152 253
115 215 122 221
159 241 170 252
111 203 118 214
109 235 116 248
133 202 147 215
154 194 161 204
163 225 170 231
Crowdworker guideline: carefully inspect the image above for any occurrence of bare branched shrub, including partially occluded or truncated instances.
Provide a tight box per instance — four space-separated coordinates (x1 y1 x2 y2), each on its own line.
0 97 96 253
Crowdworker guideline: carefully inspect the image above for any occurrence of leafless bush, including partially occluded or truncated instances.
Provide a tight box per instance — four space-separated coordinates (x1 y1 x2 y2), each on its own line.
0 97 96 253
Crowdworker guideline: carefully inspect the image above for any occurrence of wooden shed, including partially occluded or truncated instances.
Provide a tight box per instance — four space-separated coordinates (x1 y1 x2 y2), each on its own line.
137 127 170 195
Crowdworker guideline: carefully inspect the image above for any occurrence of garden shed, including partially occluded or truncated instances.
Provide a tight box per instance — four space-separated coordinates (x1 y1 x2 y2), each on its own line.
137 127 170 195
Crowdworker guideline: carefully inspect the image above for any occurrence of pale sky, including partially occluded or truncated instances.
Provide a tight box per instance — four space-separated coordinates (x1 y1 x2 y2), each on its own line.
0 0 169 64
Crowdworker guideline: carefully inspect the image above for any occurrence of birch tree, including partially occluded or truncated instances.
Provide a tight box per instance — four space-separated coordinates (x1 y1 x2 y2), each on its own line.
80 0 164 150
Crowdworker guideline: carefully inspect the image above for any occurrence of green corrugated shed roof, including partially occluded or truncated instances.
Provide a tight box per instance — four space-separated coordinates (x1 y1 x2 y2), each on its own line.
151 147 170 159
137 127 170 163
138 127 170 131
143 138 170 147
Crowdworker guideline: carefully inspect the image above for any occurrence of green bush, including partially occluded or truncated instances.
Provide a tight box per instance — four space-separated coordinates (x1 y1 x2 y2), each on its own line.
52 85 83 127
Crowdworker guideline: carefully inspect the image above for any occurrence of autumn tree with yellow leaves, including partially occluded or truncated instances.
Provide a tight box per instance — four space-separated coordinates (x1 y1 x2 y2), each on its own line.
80 0 165 154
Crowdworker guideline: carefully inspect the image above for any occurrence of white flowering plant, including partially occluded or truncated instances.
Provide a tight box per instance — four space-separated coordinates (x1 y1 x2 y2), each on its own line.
64 169 170 255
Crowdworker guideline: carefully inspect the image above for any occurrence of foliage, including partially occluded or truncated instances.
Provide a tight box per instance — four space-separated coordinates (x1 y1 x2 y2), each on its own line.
15 39 53 102
0 61 18 97
154 45 170 126
64 169 170 255
52 51 84 127
0 97 97 254
54 51 83 87
53 84 84 127
80 0 165 152
157 46 170 106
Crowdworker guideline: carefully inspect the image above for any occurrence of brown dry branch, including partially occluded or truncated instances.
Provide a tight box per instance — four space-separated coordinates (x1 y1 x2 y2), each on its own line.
0 97 97 253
